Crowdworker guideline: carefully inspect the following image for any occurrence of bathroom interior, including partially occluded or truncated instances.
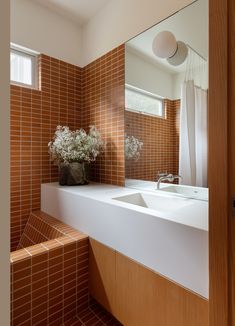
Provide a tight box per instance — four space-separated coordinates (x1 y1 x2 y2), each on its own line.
6 0 234 325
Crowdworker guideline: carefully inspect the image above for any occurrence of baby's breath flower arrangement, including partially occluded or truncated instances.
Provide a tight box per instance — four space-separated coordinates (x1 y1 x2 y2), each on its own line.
125 134 143 161
48 125 104 185
48 125 104 165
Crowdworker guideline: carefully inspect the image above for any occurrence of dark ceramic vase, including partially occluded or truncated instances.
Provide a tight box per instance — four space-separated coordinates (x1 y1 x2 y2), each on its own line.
59 162 89 186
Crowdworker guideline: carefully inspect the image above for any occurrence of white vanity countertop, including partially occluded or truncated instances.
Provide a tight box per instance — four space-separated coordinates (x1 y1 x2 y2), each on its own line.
42 182 208 232
41 182 209 298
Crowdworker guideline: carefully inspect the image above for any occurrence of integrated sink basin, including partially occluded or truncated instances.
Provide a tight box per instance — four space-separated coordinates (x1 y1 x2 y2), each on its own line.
159 184 208 201
113 192 191 212
113 191 208 231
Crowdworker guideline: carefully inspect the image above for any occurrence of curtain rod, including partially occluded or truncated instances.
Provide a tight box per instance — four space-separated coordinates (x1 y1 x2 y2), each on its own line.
186 44 207 62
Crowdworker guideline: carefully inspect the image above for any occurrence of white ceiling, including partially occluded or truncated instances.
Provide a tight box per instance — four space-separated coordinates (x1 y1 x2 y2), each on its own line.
127 0 208 74
33 0 110 26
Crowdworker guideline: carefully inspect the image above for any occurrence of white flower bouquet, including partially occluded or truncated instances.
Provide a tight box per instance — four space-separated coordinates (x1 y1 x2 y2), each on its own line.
48 125 104 165
125 134 143 161
48 125 104 185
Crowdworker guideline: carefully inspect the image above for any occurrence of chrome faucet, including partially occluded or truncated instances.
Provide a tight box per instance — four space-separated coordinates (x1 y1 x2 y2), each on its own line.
156 173 182 190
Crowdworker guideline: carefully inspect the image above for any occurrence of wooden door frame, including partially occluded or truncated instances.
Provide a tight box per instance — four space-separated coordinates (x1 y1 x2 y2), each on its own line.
209 0 235 325
209 0 228 324
228 0 235 324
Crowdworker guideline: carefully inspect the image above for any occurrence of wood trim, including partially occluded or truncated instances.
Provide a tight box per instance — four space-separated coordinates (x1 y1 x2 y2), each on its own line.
209 0 229 325
228 0 235 324
89 238 208 326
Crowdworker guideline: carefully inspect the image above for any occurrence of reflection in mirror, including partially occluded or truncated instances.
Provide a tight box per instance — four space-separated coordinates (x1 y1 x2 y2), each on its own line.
125 0 208 198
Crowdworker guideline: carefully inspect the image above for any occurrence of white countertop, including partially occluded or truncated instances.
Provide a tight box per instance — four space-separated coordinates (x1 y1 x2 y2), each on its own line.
41 182 209 298
43 182 208 231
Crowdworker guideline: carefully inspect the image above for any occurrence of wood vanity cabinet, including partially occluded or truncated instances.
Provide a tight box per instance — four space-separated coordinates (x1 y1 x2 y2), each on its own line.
89 238 209 326
89 238 116 312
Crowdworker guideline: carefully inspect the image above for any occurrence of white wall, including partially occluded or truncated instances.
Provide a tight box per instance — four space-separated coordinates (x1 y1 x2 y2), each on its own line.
81 0 193 66
126 49 209 101
11 0 194 67
0 0 10 324
11 0 83 66
125 49 174 99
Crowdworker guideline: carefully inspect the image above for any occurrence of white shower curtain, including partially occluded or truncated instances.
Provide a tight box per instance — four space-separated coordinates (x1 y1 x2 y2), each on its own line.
179 80 208 187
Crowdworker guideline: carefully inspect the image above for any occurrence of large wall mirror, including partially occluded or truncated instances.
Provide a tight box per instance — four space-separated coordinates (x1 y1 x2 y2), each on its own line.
124 0 208 198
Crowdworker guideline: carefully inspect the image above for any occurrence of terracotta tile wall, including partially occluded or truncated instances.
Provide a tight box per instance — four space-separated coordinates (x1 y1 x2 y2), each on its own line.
81 45 125 186
10 55 82 251
64 298 122 325
10 211 89 326
17 211 64 249
10 46 126 251
125 99 180 181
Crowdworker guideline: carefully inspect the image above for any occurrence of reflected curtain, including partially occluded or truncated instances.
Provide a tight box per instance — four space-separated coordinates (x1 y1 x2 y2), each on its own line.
179 80 208 187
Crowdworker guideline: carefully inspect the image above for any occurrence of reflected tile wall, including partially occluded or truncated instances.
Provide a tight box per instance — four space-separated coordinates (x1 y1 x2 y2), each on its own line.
125 99 180 181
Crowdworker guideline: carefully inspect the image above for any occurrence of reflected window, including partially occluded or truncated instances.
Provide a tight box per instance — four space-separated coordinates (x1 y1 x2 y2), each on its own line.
125 84 165 118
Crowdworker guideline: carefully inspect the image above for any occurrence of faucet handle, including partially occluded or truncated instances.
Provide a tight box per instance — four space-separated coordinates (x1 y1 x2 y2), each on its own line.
157 171 168 178
173 174 183 180
166 174 175 182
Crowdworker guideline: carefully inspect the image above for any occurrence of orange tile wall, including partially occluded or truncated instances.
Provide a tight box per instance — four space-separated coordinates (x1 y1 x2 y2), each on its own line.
81 45 125 186
11 211 89 326
125 99 180 181
10 54 82 251
11 46 126 251
17 211 65 249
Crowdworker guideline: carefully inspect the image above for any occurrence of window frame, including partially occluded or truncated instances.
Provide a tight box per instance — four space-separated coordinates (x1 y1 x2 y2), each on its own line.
10 44 39 89
125 84 165 119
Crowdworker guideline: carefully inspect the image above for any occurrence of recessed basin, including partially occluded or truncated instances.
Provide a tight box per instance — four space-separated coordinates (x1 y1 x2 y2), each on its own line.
159 185 208 201
113 192 191 212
